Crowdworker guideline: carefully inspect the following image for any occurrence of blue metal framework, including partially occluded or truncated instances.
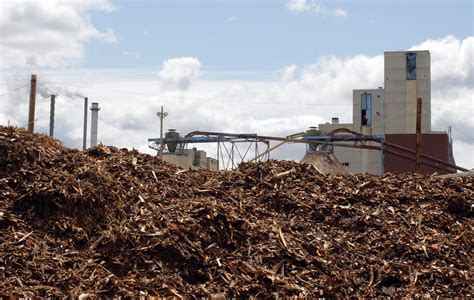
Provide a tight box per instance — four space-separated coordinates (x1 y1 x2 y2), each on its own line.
148 128 465 173
148 134 270 170
148 129 385 170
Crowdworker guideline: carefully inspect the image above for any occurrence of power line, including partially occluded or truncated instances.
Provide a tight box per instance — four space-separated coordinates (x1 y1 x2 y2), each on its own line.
0 79 29 82
432 103 474 112
371 106 410 130
96 112 146 145
40 81 474 111
427 106 473 141
38 84 83 109
0 83 30 97
3 77 472 111
43 81 353 106
20 118 40 129
38 83 147 146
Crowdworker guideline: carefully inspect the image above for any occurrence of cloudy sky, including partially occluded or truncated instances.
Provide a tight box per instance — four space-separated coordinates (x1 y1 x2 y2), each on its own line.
0 0 473 169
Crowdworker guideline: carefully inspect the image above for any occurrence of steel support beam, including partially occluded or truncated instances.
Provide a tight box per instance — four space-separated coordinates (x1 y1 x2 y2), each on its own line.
416 97 422 172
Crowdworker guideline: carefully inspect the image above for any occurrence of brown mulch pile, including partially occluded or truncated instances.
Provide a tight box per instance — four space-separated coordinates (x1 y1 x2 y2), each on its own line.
0 126 472 298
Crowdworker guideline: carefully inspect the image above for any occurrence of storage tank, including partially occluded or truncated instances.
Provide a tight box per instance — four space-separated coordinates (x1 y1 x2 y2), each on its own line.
305 126 321 152
165 129 180 153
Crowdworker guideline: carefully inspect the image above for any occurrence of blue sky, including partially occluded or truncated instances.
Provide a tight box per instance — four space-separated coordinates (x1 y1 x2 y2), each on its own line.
86 0 474 70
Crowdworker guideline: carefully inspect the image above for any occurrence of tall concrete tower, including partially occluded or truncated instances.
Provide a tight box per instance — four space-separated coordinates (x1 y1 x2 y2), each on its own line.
384 50 431 134
90 102 100 147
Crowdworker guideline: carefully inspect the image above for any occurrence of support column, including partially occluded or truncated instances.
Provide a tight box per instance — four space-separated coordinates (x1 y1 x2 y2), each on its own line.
231 142 235 169
416 97 422 172
216 140 220 171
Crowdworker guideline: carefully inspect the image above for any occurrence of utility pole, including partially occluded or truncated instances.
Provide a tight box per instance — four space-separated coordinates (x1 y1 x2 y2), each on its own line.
156 106 168 159
49 94 56 137
27 74 37 133
83 97 88 150
415 97 422 172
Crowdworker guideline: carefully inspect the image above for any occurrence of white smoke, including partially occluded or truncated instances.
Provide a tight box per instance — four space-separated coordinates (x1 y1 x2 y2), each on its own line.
37 81 85 100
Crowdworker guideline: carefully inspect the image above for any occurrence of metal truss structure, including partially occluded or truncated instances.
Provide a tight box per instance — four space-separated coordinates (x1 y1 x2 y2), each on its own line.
149 129 467 173
148 131 271 170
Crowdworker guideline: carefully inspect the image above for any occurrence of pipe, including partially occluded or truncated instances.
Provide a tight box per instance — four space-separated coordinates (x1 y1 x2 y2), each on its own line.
185 131 382 144
248 132 305 163
416 97 422 172
383 148 456 173
384 141 466 172
180 130 467 172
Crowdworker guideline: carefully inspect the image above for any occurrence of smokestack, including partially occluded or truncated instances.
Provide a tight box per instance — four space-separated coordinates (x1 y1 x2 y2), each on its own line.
49 94 55 137
83 97 88 150
90 102 100 147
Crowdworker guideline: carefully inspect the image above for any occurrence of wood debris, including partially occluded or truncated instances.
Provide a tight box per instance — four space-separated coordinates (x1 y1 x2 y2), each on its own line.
0 126 472 297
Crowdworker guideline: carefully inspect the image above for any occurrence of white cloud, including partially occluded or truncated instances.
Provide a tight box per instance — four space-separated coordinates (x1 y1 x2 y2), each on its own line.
226 16 240 22
287 0 347 17
287 0 319 12
409 35 474 147
0 0 117 68
122 50 141 59
332 8 348 17
1 36 472 170
278 64 298 82
159 57 202 92
410 35 473 84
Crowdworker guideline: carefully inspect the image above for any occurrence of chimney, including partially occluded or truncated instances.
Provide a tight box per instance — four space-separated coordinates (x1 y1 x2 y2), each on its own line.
90 102 100 147
83 97 88 150
49 94 55 137
331 117 339 124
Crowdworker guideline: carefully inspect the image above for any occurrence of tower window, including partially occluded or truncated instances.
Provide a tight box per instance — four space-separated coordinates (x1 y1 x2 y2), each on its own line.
361 93 372 126
406 53 417 80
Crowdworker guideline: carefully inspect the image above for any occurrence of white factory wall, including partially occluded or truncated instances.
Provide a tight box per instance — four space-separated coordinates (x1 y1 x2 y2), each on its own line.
163 148 218 170
352 88 385 135
317 122 382 174
316 50 432 175
384 51 431 134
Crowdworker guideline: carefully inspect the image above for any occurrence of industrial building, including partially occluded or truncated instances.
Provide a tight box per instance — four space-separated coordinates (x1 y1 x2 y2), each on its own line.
149 130 270 171
162 147 218 170
152 129 219 170
316 50 456 174
149 50 460 174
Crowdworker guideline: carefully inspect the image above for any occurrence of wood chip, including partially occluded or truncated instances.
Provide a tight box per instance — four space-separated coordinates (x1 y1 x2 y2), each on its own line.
0 125 471 298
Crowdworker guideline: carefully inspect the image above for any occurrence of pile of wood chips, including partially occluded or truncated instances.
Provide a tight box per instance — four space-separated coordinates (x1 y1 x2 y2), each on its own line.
0 126 472 297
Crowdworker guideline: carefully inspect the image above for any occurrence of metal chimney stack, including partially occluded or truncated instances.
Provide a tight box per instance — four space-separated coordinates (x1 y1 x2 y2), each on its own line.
90 102 100 147
83 97 88 150
49 95 56 137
